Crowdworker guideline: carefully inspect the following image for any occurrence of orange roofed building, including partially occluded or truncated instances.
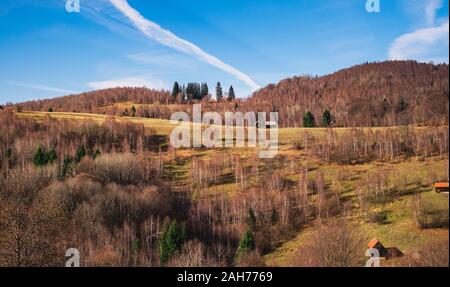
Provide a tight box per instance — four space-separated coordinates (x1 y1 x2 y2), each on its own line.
367 238 403 259
434 182 449 193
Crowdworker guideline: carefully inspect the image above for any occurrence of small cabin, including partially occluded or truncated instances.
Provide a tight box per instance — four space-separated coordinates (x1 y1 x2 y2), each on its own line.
434 182 449 193
367 238 403 259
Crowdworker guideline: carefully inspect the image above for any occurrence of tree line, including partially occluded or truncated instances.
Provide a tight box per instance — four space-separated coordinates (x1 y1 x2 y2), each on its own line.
171 81 235 103
8 61 448 128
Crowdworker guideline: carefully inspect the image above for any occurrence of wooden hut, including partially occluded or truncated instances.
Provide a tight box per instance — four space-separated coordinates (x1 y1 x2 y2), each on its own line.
434 182 449 193
367 238 403 259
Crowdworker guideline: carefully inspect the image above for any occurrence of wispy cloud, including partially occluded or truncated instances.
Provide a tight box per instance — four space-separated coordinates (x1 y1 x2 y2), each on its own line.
88 76 166 90
7 81 78 94
106 0 260 92
389 0 448 63
389 21 449 62
425 0 444 25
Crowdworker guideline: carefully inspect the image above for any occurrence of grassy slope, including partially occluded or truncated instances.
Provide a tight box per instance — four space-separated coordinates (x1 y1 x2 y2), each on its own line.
264 158 449 266
16 111 449 266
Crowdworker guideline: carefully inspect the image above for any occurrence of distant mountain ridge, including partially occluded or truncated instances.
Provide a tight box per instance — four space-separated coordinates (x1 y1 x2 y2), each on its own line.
10 60 449 127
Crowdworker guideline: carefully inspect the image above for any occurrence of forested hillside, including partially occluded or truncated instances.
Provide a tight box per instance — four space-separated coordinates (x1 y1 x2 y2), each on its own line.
10 61 449 127
247 61 449 127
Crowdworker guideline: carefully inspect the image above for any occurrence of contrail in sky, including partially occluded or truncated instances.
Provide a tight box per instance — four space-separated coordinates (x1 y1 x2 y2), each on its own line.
107 0 260 91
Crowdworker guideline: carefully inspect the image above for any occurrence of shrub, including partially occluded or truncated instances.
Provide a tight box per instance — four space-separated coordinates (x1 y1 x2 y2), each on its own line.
413 193 449 229
77 153 154 185
295 219 366 267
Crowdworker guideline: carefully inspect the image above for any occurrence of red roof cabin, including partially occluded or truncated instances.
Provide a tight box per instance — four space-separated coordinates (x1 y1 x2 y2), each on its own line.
434 182 449 193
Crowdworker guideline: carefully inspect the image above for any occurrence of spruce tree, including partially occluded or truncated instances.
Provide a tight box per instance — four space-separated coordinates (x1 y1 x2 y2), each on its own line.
4 148 12 158
216 82 223 101
33 146 46 166
303 111 315 128
46 147 57 164
228 85 236 101
131 105 136 117
321 109 332 127
159 220 187 264
92 149 101 160
200 83 209 99
75 145 86 163
270 208 278 225
237 230 255 256
246 208 257 229
171 81 180 99
60 156 74 177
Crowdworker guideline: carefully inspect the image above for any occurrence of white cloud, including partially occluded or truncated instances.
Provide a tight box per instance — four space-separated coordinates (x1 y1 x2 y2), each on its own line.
425 0 444 25
88 76 166 90
389 1 448 63
388 20 449 62
107 0 260 92
7 81 78 94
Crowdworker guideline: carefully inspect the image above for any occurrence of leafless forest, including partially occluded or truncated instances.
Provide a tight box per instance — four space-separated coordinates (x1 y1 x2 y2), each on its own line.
0 60 448 267
10 61 449 128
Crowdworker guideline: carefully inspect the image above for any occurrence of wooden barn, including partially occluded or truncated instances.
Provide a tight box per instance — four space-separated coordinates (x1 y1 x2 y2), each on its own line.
434 182 449 193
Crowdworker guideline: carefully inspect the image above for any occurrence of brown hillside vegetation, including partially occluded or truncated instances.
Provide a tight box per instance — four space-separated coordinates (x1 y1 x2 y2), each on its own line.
1 110 448 266
13 87 171 114
247 61 449 127
10 61 449 128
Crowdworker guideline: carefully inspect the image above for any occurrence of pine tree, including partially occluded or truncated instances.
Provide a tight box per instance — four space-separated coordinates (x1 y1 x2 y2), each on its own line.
159 220 187 264
236 230 255 256
270 208 278 225
321 109 332 127
303 111 315 128
4 148 12 158
33 146 46 166
200 83 209 99
216 82 223 101
33 146 57 166
75 144 86 163
246 208 257 229
228 86 236 101
181 84 186 103
186 82 202 101
48 107 53 112
92 149 101 160
46 147 57 164
171 81 180 99
60 156 74 177
131 105 136 117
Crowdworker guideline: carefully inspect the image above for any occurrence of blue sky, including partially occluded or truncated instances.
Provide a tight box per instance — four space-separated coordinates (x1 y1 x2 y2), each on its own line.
0 0 448 103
